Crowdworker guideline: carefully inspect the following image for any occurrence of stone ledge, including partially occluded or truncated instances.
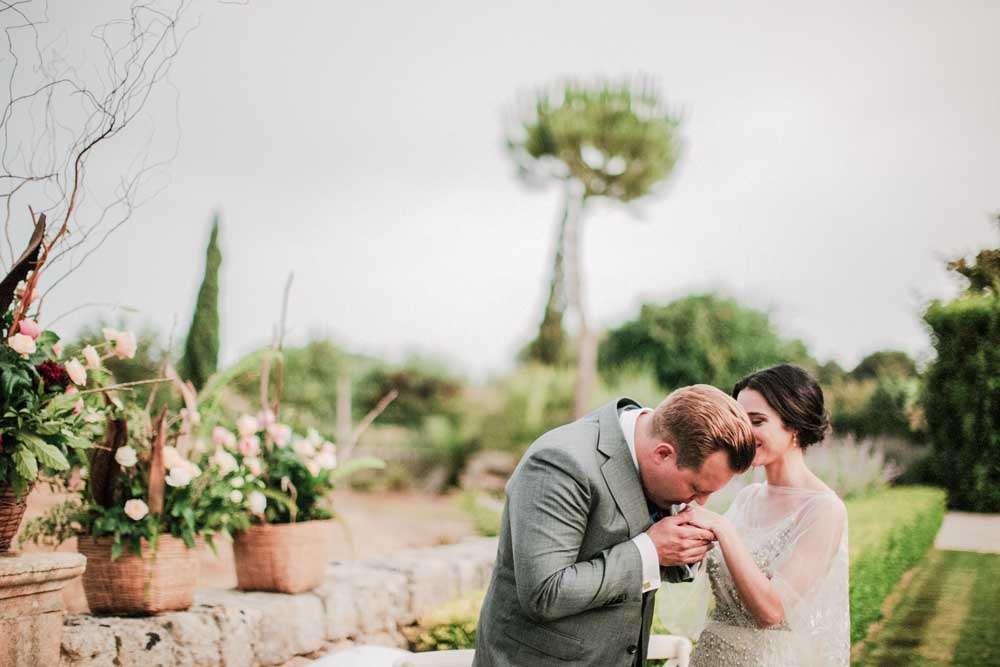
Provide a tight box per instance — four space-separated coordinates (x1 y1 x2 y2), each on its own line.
61 537 498 667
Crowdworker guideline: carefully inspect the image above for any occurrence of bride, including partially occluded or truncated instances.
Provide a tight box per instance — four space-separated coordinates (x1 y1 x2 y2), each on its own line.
682 364 850 666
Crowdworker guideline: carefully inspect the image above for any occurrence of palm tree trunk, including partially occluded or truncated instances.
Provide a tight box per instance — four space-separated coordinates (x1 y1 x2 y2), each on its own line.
528 188 572 365
566 197 596 418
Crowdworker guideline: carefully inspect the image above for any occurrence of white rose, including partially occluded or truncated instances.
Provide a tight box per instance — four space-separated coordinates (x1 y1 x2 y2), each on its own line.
82 345 101 369
236 414 259 437
114 445 138 468
293 439 316 458
165 466 193 488
65 358 87 385
124 498 149 521
211 449 238 475
230 476 245 488
162 446 185 470
248 491 267 515
7 333 36 357
228 490 243 504
315 450 338 470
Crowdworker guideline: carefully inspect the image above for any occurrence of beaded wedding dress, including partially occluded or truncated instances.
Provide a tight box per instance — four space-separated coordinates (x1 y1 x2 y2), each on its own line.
689 482 850 667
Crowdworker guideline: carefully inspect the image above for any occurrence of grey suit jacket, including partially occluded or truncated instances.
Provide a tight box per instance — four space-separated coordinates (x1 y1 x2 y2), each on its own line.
473 398 690 666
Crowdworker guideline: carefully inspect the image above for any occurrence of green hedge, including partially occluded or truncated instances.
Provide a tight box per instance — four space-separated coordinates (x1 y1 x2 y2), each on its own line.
847 486 945 644
923 294 1000 512
412 486 946 652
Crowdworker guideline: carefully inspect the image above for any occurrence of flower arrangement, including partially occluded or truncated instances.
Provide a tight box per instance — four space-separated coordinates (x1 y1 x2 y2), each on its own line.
207 409 382 526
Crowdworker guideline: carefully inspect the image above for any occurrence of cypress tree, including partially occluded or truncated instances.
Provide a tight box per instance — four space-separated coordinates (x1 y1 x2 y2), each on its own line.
180 215 222 389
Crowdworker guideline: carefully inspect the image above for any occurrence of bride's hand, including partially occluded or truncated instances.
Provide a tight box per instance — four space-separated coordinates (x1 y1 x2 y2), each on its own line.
680 503 727 534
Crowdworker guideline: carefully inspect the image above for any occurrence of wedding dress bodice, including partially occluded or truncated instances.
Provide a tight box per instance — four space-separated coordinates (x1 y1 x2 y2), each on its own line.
690 482 850 667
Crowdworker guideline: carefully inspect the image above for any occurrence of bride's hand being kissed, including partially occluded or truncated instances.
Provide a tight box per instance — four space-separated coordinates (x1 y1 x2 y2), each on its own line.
680 503 728 536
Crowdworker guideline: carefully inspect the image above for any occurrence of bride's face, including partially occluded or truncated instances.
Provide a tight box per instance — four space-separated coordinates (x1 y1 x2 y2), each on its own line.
737 388 797 466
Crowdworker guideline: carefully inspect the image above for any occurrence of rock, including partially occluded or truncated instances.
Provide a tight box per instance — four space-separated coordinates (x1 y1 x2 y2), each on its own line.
154 607 222 666
310 580 359 641
325 564 409 633
197 589 323 666
207 603 262 667
106 617 176 666
60 616 116 667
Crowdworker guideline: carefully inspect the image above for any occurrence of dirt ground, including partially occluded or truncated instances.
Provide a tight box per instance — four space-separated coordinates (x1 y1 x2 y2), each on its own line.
15 485 479 613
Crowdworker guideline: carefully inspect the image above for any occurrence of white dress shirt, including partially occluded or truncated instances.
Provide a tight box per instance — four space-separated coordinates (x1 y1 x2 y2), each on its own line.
620 406 662 594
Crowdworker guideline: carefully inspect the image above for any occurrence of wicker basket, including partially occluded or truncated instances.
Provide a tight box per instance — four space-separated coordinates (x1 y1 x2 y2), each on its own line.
0 485 30 552
233 520 332 593
77 534 200 615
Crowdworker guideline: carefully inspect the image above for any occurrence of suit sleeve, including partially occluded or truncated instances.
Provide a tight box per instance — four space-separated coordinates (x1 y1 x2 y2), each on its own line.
508 448 643 622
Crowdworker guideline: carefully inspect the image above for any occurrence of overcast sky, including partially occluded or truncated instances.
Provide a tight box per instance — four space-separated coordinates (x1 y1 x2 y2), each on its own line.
21 0 1000 379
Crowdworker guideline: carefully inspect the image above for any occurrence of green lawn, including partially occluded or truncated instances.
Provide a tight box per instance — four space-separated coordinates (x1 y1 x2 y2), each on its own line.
854 549 1000 666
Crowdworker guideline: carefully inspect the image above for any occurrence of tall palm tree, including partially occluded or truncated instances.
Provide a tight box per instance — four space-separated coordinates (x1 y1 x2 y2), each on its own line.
507 76 682 416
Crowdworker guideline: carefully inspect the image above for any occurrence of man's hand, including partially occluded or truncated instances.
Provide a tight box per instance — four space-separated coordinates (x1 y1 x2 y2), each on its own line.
646 514 716 567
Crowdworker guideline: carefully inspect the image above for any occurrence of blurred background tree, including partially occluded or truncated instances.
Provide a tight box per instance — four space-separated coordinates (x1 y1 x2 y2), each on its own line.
507 76 682 416
179 215 222 390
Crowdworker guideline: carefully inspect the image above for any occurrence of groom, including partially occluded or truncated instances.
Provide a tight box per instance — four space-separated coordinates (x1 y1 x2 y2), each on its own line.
473 386 756 666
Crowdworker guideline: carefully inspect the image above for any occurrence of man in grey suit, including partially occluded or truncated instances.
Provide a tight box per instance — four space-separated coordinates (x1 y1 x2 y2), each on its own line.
473 385 756 666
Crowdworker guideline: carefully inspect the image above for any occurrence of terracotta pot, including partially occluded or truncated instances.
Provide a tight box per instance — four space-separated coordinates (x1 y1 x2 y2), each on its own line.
233 520 331 593
77 534 199 615
0 485 30 552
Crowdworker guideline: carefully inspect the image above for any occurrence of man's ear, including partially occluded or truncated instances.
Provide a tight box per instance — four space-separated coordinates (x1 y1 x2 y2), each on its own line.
654 441 676 463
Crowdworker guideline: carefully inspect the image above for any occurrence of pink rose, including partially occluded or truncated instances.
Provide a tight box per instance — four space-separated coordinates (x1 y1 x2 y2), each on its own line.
52 341 63 358
65 358 87 386
102 328 137 360
82 345 101 369
64 385 79 395
8 333 36 357
236 414 259 437
18 318 42 339
267 423 292 447
245 457 262 477
212 426 237 449
257 409 276 429
72 398 84 415
238 435 261 458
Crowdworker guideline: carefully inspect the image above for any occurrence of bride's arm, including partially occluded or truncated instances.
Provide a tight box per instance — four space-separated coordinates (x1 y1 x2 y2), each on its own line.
682 499 846 629
682 505 786 627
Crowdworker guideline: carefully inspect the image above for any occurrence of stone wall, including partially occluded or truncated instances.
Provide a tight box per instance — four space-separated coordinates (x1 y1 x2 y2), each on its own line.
60 538 498 667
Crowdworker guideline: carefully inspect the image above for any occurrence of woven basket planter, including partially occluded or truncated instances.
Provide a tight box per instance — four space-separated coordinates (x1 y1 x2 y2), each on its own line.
77 534 200 615
233 520 332 593
0 485 30 552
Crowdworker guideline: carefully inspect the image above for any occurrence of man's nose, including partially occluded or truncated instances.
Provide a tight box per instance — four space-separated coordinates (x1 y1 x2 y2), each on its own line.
693 493 710 506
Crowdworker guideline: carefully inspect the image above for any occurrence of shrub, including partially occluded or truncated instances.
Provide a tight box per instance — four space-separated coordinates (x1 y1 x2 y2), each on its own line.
847 486 945 644
924 294 1000 512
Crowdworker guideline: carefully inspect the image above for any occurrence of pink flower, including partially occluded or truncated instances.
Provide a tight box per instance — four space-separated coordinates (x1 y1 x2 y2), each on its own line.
72 399 84 415
267 423 292 447
257 409 276 429
245 457 262 477
82 345 101 369
18 318 42 339
238 435 261 458
65 358 87 386
212 426 237 449
64 385 79 395
52 341 63 358
8 333 36 357
236 414 259 437
102 328 137 360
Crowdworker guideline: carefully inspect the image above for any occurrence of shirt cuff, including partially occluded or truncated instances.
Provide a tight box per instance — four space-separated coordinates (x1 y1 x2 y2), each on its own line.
632 532 661 593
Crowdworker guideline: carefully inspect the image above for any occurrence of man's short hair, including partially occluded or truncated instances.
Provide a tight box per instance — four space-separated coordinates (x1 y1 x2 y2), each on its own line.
651 384 756 472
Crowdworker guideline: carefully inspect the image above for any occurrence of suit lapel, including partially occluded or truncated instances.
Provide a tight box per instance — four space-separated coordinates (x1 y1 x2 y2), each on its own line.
597 398 652 538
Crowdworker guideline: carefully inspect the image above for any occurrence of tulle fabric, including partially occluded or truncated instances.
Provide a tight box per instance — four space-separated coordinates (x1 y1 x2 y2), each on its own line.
689 482 850 666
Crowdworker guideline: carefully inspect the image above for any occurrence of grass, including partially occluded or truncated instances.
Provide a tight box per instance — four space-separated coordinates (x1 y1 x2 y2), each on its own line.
855 550 1000 666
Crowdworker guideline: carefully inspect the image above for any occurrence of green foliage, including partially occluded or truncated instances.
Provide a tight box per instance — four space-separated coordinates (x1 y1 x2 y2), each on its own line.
0 310 107 495
923 293 1000 511
355 359 464 427
408 591 485 652
849 350 919 381
179 216 222 390
508 76 681 202
831 375 925 441
947 215 1000 295
599 294 812 391
847 486 946 644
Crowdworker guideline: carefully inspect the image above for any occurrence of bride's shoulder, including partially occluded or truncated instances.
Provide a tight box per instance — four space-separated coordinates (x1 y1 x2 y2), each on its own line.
803 488 848 523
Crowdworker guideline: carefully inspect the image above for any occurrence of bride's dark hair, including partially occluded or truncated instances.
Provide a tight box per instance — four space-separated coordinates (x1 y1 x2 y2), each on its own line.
732 364 830 447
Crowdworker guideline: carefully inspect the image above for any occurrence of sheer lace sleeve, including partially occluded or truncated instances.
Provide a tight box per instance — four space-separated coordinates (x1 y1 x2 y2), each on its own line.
770 494 847 616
